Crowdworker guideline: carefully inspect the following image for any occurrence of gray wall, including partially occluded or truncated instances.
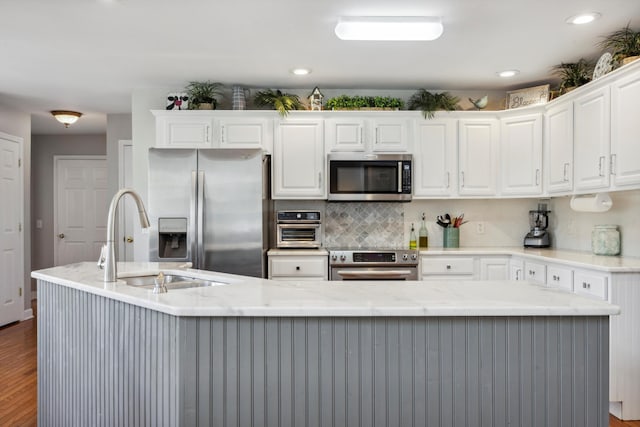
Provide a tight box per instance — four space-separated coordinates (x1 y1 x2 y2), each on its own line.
0 101 32 312
30 134 106 277
106 113 132 198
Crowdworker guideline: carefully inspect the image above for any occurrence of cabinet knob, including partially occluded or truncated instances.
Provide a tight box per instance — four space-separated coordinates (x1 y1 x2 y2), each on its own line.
296 266 300 271
125 236 134 243
446 264 451 270
57 233 65 239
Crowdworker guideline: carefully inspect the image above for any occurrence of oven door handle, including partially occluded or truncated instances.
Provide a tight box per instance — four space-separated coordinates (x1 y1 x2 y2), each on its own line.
335 269 414 280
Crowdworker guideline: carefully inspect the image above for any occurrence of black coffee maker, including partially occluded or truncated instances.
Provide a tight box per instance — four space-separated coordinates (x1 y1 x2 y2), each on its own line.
524 203 551 248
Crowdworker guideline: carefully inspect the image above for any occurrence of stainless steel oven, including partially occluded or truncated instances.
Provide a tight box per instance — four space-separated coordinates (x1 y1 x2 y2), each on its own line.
329 249 419 280
275 210 322 248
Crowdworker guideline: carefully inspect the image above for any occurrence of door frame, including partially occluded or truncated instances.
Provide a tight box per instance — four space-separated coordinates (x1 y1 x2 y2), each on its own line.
118 140 133 261
53 155 107 266
0 131 25 322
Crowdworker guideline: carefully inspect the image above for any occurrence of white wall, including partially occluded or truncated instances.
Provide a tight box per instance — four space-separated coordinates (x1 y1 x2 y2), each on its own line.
550 190 640 257
106 113 132 198
0 101 31 311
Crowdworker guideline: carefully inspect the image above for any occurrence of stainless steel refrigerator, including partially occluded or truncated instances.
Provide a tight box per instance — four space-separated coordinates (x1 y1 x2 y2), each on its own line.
148 148 271 278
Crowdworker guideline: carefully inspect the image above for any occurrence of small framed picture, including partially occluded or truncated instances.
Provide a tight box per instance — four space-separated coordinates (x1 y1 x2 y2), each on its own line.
506 84 550 109
166 92 189 110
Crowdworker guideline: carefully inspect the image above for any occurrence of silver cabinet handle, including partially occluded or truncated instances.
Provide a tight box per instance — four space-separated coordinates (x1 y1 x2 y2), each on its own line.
563 163 570 182
206 125 210 142
460 171 465 187
221 125 225 143
598 156 605 177
360 127 363 144
535 169 540 186
318 172 322 187
610 154 616 175
375 128 379 144
446 172 450 188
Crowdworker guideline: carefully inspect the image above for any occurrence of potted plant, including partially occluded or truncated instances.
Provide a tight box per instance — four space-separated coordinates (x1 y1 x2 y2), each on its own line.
408 89 459 119
253 89 304 117
185 81 223 110
551 59 593 94
325 95 404 110
598 23 640 66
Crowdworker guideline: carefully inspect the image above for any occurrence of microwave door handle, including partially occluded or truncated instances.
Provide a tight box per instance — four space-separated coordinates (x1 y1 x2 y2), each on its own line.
397 162 402 193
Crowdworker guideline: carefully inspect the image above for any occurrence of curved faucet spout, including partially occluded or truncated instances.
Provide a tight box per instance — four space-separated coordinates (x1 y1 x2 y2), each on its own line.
104 188 150 282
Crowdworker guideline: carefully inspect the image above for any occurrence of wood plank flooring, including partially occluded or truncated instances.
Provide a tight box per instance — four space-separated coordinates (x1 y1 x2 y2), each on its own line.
1 301 639 427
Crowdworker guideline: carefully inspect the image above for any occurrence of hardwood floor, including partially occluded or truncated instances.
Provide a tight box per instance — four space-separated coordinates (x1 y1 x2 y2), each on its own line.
0 301 639 427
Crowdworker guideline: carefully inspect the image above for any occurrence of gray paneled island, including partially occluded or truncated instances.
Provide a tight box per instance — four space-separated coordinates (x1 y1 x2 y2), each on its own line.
33 262 618 427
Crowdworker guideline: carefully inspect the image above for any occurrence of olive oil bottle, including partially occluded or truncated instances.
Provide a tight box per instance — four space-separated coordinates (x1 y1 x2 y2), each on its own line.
409 223 417 249
419 213 428 248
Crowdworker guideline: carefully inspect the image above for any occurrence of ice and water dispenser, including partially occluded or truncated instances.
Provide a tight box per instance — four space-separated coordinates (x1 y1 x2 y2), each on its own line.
157 218 188 258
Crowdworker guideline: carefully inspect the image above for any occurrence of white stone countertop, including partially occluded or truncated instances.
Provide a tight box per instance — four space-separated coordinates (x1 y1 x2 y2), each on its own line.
418 247 640 272
32 262 620 317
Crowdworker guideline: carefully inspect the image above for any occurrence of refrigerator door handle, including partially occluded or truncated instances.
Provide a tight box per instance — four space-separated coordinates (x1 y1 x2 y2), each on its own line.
197 171 205 269
190 171 198 268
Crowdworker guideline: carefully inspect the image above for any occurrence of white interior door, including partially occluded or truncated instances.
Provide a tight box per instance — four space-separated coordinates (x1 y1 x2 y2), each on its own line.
118 141 135 261
54 156 108 266
0 134 24 326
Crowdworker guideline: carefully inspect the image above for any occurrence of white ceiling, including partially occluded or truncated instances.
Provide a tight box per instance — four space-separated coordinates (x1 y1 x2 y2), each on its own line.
2 0 639 135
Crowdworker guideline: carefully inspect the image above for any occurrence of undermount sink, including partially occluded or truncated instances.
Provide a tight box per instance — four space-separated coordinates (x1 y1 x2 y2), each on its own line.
122 273 228 290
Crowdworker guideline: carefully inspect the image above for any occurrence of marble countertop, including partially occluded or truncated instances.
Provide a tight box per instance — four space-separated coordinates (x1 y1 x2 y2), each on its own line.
32 262 619 317
417 247 640 272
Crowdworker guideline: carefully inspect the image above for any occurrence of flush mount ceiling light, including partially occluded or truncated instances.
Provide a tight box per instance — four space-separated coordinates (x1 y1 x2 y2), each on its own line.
335 16 444 41
291 68 311 75
497 70 520 78
565 12 601 25
51 110 82 128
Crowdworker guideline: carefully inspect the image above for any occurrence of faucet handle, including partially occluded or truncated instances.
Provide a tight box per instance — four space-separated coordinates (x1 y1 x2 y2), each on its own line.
97 244 107 269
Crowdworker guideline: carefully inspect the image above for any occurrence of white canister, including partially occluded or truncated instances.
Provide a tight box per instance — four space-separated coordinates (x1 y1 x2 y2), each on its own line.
591 225 620 256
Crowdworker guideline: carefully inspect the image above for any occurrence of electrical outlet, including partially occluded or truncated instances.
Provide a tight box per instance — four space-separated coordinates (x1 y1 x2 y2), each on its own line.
476 222 485 234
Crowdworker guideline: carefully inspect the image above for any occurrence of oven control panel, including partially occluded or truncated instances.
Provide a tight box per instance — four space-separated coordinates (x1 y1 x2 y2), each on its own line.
329 250 418 265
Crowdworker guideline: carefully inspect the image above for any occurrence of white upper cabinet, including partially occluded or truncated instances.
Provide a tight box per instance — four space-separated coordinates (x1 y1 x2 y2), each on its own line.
573 87 611 192
325 117 366 152
325 115 410 153
370 118 410 152
272 119 325 199
154 111 215 148
610 71 640 188
217 116 273 151
544 101 574 194
500 113 542 196
458 118 499 196
413 119 457 197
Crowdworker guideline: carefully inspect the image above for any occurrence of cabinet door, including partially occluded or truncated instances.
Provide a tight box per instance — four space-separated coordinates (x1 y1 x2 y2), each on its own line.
524 260 546 285
500 113 542 195
611 72 640 188
413 119 457 197
479 257 509 280
371 118 409 152
545 102 574 194
574 269 608 300
268 255 328 280
509 258 524 280
547 264 573 292
325 118 366 152
458 119 499 196
155 114 215 148
218 117 272 151
273 120 325 199
574 87 610 191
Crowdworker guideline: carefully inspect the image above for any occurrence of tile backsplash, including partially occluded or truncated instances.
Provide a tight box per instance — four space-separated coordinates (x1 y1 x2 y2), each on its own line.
324 202 405 248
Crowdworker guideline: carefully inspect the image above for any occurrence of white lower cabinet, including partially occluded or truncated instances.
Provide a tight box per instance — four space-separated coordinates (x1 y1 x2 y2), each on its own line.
523 260 546 285
546 263 573 292
268 253 328 280
421 256 475 280
573 268 608 300
479 257 509 280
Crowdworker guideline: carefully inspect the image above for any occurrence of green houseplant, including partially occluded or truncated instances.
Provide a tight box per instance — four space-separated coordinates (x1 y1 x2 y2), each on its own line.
185 81 223 110
408 89 459 119
253 89 304 117
325 95 404 110
598 23 640 66
551 59 593 94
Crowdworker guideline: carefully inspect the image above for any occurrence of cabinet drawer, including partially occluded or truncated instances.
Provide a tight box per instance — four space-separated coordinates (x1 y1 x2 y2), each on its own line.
269 256 328 278
547 264 573 291
524 261 546 284
574 270 608 300
421 257 475 275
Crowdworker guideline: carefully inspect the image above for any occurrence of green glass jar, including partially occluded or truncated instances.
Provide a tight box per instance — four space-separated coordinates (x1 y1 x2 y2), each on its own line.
591 225 620 256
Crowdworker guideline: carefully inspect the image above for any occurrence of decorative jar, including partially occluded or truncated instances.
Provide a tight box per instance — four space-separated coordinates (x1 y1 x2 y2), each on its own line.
443 227 459 248
591 225 620 256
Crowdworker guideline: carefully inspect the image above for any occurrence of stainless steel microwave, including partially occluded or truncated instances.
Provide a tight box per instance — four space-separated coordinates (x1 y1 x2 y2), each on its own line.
327 153 412 201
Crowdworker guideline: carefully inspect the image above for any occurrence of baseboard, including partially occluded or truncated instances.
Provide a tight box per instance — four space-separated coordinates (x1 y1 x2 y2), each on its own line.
23 308 33 320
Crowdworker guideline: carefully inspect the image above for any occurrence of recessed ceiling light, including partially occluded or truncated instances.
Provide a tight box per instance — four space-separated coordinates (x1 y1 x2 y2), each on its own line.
291 68 311 76
497 70 520 78
565 12 601 25
335 16 444 41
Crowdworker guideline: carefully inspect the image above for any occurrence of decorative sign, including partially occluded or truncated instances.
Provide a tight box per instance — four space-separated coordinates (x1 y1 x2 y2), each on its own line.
166 92 189 110
506 84 550 109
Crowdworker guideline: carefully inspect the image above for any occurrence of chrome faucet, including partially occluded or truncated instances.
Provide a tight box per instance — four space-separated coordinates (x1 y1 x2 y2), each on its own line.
101 188 150 282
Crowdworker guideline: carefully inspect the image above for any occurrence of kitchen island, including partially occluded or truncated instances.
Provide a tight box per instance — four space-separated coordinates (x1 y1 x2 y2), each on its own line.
33 262 618 427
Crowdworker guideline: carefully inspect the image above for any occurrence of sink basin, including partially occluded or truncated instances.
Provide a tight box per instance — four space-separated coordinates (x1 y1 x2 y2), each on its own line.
122 273 228 290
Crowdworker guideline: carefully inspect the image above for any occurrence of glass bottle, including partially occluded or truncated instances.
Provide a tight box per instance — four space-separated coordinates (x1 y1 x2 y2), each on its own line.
419 213 428 248
409 223 417 249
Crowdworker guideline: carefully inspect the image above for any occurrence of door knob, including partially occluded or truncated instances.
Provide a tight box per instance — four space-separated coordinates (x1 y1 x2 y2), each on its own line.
57 233 65 239
125 236 134 243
